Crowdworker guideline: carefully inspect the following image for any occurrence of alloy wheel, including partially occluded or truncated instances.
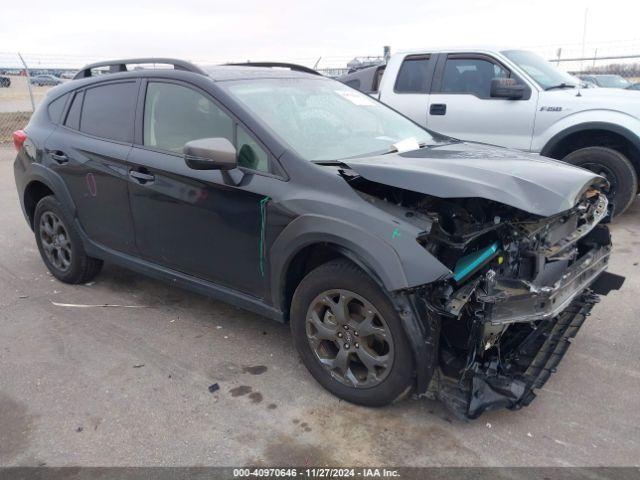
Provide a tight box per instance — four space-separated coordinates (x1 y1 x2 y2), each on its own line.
305 289 394 388
39 211 72 272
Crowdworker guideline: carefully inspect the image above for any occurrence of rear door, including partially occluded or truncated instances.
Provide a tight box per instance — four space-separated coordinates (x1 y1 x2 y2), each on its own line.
379 54 436 126
44 80 139 254
426 54 538 149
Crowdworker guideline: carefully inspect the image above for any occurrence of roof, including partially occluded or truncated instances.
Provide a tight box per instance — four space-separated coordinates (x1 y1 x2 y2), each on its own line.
73 58 322 82
398 45 512 56
202 65 322 81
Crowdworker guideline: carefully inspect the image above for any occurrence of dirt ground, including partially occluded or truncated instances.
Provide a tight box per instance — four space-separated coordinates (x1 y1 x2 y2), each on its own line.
0 146 639 467
0 76 55 142
0 75 56 112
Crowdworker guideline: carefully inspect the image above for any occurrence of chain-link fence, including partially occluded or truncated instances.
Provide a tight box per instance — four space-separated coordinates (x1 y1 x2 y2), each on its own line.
0 53 33 144
0 52 95 144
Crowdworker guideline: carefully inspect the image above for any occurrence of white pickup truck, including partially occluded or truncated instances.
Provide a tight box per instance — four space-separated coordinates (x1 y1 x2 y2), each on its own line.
339 48 640 215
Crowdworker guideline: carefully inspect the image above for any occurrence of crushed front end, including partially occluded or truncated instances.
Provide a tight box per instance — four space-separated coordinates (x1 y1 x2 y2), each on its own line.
346 168 624 418
412 189 624 418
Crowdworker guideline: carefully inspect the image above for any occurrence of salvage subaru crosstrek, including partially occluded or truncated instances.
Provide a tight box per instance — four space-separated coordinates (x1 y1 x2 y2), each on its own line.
13 58 624 418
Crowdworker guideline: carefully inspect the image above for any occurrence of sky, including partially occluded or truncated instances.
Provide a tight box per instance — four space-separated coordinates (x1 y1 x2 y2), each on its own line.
1 0 639 68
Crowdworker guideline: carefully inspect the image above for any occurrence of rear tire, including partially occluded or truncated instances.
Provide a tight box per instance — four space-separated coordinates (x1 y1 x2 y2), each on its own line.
563 146 638 216
34 195 103 284
290 259 414 407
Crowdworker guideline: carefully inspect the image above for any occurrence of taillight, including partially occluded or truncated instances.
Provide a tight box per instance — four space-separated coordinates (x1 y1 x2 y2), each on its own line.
12 130 27 151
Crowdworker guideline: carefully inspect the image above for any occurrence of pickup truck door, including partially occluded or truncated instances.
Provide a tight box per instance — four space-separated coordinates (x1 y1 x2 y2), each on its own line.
377 54 436 126
425 54 538 150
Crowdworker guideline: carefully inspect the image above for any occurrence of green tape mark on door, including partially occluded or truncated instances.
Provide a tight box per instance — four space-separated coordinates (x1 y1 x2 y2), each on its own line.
259 196 271 277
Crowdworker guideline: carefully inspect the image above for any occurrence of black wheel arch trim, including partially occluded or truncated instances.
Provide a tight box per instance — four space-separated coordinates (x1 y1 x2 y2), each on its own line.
18 164 78 229
540 122 640 165
270 215 409 312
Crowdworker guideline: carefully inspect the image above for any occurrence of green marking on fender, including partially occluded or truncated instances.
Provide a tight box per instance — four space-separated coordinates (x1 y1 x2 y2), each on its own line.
259 196 270 277
391 228 400 240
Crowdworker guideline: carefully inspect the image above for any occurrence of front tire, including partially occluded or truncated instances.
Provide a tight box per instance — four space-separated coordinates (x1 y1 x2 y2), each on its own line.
290 259 414 407
34 195 103 284
563 147 638 216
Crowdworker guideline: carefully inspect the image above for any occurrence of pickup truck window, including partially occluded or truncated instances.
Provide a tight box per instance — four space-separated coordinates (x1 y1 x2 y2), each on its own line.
395 55 432 93
224 77 436 161
442 58 508 98
501 50 577 90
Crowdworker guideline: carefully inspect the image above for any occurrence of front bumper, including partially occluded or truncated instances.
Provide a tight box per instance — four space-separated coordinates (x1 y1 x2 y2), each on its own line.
434 231 623 419
478 244 611 325
437 291 601 419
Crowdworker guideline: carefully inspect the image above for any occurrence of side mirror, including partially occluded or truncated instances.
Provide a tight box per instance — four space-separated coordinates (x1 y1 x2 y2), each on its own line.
183 138 237 170
490 78 525 100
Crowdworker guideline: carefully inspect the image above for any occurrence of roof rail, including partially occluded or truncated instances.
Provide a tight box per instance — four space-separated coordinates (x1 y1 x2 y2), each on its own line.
73 58 207 79
225 62 321 76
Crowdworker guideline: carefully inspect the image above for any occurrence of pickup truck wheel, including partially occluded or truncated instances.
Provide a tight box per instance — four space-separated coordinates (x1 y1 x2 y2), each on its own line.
290 259 413 407
563 147 638 216
34 195 103 284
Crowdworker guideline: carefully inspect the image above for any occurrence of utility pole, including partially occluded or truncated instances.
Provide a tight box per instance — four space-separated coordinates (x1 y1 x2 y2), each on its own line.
18 53 35 111
581 8 588 71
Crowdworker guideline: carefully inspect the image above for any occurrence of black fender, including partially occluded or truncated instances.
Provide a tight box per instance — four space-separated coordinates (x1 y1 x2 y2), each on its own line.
540 122 640 164
16 161 78 228
270 214 409 310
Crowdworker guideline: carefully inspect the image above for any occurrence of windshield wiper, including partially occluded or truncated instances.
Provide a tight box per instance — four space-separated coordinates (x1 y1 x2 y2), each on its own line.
312 160 348 166
545 83 577 91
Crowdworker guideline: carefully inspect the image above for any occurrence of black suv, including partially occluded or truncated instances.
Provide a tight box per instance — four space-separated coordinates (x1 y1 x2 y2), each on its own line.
13 58 622 418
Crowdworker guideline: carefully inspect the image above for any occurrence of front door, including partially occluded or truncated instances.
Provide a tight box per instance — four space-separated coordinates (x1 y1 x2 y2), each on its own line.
426 54 538 150
127 80 277 297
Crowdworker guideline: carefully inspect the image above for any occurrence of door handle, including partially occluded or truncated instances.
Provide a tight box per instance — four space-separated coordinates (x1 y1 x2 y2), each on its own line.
429 104 447 115
47 150 69 164
129 170 155 184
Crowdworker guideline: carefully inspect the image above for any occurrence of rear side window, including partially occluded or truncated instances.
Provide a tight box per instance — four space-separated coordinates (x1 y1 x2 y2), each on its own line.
64 91 83 130
79 82 137 142
143 82 234 153
395 55 431 93
47 94 68 123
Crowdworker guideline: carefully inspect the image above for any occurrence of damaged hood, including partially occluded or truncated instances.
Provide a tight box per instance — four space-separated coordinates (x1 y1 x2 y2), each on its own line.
343 142 603 217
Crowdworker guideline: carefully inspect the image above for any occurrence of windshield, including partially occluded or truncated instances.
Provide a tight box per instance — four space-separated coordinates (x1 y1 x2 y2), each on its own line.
501 50 578 89
222 78 437 161
595 75 630 88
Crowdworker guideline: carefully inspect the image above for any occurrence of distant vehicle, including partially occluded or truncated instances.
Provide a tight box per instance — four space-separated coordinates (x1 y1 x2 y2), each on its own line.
339 48 640 216
577 78 598 88
0 75 10 88
59 72 77 80
577 74 631 89
627 83 640 91
30 75 63 86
